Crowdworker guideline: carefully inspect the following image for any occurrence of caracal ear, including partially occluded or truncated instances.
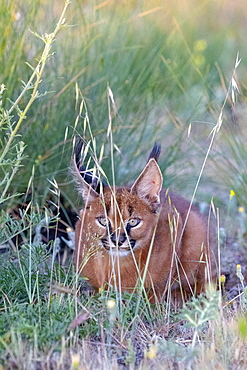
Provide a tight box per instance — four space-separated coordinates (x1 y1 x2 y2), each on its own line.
71 156 100 204
71 137 103 204
130 158 163 208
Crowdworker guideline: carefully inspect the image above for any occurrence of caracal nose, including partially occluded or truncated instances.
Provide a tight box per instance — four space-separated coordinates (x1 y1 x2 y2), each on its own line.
111 232 126 246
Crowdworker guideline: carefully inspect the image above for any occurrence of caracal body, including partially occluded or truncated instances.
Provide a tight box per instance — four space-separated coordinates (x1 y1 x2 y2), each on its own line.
73 142 216 303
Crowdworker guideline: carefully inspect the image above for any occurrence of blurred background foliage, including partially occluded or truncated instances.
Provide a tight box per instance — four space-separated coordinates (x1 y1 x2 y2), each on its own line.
1 0 247 208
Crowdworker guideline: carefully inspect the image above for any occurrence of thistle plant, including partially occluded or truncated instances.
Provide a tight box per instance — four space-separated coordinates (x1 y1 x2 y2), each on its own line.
180 288 220 348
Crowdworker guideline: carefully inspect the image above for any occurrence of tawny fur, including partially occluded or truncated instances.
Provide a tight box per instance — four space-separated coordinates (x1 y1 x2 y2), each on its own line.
73 144 216 304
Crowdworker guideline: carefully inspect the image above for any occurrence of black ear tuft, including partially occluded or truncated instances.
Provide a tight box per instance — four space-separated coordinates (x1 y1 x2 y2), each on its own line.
74 137 85 169
73 137 104 194
148 142 161 162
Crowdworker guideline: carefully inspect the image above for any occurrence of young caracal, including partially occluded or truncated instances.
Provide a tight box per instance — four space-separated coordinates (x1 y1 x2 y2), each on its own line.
73 140 216 304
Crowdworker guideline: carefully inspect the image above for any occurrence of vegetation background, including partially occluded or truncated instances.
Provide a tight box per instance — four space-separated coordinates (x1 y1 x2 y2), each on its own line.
1 0 247 368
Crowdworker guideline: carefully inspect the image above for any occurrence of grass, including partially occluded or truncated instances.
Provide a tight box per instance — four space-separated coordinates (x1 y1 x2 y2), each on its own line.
1 0 247 368
1 0 246 200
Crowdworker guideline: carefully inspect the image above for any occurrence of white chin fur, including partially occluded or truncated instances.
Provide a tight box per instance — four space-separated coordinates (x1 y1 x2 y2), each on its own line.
106 241 132 257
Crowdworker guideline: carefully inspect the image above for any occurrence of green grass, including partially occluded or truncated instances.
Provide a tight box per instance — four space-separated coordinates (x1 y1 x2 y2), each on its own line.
1 244 247 369
1 0 247 368
1 0 247 202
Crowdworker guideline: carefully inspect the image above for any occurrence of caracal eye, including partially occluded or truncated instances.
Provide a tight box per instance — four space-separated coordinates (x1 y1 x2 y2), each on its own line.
97 217 108 227
128 218 141 227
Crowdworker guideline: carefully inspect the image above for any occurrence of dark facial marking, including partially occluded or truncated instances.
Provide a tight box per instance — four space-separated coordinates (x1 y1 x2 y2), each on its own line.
128 205 133 216
126 223 131 234
101 235 136 251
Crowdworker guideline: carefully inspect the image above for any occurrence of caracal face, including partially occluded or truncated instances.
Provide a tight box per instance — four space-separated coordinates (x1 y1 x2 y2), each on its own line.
80 187 159 257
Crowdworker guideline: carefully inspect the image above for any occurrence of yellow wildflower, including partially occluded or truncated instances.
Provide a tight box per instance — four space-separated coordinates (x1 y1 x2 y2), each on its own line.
107 299 116 309
145 344 158 359
71 354 80 369
220 274 226 284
